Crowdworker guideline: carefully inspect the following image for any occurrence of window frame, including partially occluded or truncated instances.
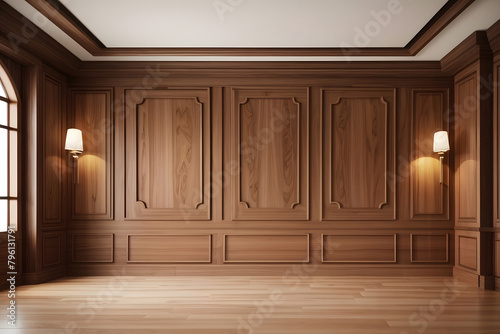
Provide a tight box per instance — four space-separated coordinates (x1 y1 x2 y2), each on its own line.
0 64 19 233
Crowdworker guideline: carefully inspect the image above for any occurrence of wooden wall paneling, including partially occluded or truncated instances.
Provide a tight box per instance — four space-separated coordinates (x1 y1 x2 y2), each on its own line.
494 59 500 228
72 233 114 263
127 234 212 263
496 233 500 278
230 87 309 220
456 230 479 273
454 65 479 227
124 88 211 220
223 234 309 263
42 74 63 225
212 87 223 222
410 233 449 263
71 89 113 220
42 232 63 268
321 234 397 263
410 89 450 220
321 88 396 220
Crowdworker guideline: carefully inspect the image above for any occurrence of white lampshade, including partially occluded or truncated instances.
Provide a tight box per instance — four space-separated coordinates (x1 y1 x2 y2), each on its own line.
433 131 450 153
65 128 83 153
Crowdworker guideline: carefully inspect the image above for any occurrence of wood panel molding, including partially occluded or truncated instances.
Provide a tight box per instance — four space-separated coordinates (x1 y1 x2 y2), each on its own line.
230 88 309 220
455 66 479 227
42 232 62 268
321 234 397 263
410 233 449 263
487 19 500 56
0 1 80 75
321 88 396 221
494 60 500 227
42 74 64 225
441 31 492 75
456 231 479 273
70 89 113 220
495 236 500 278
24 0 474 58
223 234 309 263
72 233 114 263
410 89 450 220
125 89 211 220
127 234 212 263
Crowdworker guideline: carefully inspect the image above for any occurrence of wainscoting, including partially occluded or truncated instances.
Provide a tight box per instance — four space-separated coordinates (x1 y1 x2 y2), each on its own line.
65 76 455 277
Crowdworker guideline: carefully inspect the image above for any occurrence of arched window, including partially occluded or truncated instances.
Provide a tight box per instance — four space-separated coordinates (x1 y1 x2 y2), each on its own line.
0 62 19 232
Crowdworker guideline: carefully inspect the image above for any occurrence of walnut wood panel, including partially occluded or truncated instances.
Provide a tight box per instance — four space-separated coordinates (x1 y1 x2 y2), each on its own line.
495 60 500 227
455 69 479 226
321 89 396 220
223 234 309 263
410 90 450 220
410 233 449 263
457 234 479 272
127 235 211 263
125 89 211 220
42 75 63 225
42 233 62 268
321 234 397 263
72 233 114 263
231 88 309 220
71 90 113 220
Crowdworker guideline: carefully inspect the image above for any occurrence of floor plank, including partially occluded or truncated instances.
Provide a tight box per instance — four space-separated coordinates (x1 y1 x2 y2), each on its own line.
0 276 499 334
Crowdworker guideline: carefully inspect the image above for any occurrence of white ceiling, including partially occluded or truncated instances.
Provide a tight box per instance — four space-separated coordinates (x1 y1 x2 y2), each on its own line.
4 0 500 61
63 0 446 48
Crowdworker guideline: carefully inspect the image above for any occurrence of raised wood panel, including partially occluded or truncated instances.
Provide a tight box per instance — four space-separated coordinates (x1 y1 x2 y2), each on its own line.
125 89 211 220
42 233 62 268
223 234 309 263
410 234 449 263
321 89 396 220
410 90 450 220
495 60 500 227
72 233 114 263
43 75 63 224
71 90 113 220
458 235 478 271
231 88 309 220
127 235 211 263
321 234 397 263
455 71 478 226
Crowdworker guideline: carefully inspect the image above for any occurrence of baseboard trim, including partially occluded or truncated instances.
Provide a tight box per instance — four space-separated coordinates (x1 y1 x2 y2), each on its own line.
479 275 496 290
453 267 479 287
67 264 453 277
23 266 66 285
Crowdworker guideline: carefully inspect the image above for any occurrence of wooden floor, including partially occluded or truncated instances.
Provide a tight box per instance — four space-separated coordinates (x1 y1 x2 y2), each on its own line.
1 276 499 334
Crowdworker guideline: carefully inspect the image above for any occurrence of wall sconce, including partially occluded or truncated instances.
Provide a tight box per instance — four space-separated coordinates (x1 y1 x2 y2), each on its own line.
65 128 83 183
433 130 450 184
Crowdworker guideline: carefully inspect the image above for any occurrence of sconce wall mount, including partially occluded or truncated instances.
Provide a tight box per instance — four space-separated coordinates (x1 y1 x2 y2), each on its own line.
433 131 450 184
65 128 83 183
